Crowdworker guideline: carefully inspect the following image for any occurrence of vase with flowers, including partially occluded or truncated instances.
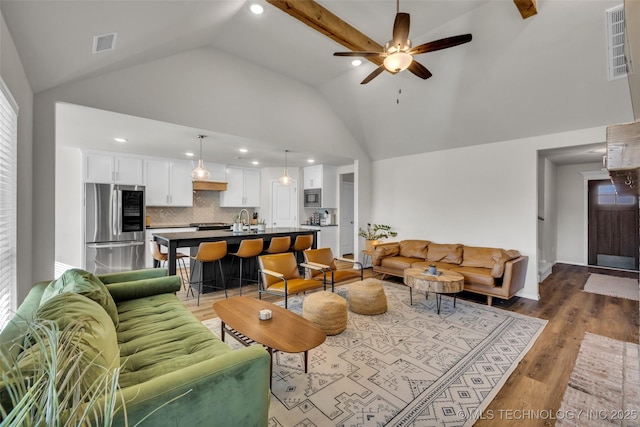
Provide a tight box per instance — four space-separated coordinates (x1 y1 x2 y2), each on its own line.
358 223 397 252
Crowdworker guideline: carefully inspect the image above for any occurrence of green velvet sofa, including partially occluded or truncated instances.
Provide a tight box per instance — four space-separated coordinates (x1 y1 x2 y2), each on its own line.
0 268 271 426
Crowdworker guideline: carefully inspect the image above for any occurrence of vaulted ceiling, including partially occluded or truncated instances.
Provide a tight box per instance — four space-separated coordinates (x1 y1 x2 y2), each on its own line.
1 0 634 166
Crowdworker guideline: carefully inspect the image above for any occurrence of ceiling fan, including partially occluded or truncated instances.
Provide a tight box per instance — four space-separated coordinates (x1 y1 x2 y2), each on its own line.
333 0 472 84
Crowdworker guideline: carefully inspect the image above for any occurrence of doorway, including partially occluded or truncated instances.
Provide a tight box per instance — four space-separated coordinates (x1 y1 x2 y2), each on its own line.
270 180 298 228
340 173 354 256
587 180 639 270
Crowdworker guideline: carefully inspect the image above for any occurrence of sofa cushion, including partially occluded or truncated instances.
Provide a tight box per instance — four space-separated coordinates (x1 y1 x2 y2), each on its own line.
380 256 423 271
28 293 120 381
452 266 496 287
412 261 459 272
399 240 429 259
462 247 519 278
426 243 463 264
116 293 232 389
372 243 400 266
41 268 119 327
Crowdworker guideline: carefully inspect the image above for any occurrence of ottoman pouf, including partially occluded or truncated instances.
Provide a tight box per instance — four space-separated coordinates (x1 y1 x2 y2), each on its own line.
348 279 387 315
303 291 347 335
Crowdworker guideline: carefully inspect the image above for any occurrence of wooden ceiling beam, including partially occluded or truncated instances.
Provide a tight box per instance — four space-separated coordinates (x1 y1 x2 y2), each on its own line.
266 0 384 66
513 0 538 19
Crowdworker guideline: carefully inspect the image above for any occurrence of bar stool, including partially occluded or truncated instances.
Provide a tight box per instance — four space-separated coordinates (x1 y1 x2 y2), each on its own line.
189 241 228 306
263 236 291 255
149 241 189 290
228 238 264 296
291 234 314 264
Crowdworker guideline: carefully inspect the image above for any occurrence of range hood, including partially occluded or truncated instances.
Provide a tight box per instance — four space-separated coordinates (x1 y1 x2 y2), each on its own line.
192 181 228 191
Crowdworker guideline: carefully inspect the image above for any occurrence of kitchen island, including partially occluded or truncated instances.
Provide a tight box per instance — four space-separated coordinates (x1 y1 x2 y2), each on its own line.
152 228 318 278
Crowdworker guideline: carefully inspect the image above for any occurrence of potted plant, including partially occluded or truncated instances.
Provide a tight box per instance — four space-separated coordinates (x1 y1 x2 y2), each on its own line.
358 223 397 252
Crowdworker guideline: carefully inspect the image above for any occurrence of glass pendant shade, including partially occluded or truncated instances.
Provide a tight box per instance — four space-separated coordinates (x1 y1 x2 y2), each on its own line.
191 159 211 181
191 135 211 181
279 149 292 186
383 51 413 73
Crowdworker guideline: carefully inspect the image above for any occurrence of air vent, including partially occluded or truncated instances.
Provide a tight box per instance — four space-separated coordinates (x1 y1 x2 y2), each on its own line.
606 5 627 81
92 32 117 54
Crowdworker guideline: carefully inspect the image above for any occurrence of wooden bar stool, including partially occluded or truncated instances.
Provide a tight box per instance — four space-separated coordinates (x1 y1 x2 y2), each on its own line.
189 241 228 306
228 238 264 296
149 240 189 290
263 236 291 254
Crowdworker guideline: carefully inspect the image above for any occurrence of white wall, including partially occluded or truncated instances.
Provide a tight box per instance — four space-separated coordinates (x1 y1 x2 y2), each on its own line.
371 127 612 301
54 146 83 267
1 10 34 303
556 162 605 265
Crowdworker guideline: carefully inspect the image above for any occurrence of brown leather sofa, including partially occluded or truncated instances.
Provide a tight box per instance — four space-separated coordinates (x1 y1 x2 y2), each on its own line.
372 240 528 306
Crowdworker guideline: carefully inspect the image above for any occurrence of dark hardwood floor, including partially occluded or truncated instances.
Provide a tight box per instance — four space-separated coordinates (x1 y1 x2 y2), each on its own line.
177 262 639 426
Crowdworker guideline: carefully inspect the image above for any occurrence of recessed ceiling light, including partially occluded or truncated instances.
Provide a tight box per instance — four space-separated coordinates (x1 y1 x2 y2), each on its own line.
252 161 260 165
239 148 249 153
351 59 362 67
307 159 315 163
114 137 127 143
185 152 195 157
250 3 264 14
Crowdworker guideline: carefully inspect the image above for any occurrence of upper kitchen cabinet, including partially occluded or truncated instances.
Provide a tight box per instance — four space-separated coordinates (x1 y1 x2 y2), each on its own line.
303 164 337 208
84 152 144 185
220 167 260 207
144 159 193 206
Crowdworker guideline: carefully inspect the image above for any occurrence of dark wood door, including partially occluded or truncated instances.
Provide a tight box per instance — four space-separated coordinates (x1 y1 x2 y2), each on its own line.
588 180 639 270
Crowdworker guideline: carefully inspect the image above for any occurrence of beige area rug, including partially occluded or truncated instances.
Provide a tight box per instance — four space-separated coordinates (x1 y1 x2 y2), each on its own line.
557 332 640 427
583 274 639 301
203 281 547 426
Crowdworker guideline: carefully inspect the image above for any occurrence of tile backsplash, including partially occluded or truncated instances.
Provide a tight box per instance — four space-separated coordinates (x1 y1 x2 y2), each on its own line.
146 191 248 227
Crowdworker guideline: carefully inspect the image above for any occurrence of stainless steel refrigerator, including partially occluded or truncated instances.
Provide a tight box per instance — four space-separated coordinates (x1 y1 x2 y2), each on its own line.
85 183 146 274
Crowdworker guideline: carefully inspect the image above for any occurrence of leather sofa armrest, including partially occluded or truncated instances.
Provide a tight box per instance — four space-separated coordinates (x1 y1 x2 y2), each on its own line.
371 242 400 266
499 256 528 297
98 268 168 284
105 275 181 302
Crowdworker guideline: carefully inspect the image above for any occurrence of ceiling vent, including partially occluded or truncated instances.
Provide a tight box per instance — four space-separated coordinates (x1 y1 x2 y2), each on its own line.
606 5 627 81
92 32 117 54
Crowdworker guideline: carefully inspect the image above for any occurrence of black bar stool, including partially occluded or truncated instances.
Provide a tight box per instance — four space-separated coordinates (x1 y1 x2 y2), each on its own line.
189 241 228 306
228 238 264 296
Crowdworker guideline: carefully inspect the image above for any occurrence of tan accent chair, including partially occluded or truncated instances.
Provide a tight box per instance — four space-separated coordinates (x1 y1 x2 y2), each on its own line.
264 236 291 254
303 248 363 291
190 241 227 305
229 238 264 296
258 253 326 308
149 240 189 290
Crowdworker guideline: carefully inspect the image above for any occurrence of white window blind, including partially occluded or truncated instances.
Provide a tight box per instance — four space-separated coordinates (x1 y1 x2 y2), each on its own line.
0 78 18 330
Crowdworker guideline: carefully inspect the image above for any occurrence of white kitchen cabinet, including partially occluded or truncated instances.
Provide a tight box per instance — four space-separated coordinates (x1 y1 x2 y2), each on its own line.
303 164 337 208
144 159 193 206
220 166 260 207
299 225 339 256
85 152 144 185
303 164 323 189
203 161 227 182
145 228 196 268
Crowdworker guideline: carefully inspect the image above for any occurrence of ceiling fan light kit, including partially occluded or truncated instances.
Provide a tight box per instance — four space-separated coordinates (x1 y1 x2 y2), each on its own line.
333 1 472 84
191 134 211 181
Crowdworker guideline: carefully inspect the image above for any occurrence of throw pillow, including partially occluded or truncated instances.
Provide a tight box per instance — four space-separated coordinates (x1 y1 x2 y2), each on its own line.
41 268 119 327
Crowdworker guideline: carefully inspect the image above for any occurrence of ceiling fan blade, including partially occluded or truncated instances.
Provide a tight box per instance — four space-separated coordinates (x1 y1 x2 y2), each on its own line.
391 12 410 49
407 59 433 80
334 51 384 58
361 65 386 84
409 34 472 55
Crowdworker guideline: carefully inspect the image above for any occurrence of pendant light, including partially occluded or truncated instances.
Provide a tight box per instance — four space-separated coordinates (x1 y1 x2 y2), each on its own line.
278 149 292 186
191 135 211 181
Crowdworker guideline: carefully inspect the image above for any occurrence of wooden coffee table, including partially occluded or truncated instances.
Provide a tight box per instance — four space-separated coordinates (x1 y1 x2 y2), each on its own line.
213 296 326 386
403 268 465 314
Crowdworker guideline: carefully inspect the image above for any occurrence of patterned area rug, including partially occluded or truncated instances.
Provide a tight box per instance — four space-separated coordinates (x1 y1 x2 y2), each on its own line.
583 274 639 301
203 281 547 427
557 332 640 427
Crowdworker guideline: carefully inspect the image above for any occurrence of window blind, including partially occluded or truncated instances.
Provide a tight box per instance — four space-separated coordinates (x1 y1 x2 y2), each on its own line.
0 78 18 330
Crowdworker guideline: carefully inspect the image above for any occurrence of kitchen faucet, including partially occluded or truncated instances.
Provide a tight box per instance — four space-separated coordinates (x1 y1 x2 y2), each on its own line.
238 209 250 231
